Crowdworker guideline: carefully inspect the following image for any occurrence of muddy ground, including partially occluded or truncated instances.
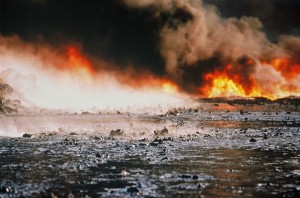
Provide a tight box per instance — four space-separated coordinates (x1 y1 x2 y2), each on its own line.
0 99 300 197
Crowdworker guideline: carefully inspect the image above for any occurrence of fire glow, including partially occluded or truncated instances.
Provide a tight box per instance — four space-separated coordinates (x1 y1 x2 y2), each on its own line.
65 45 180 96
63 46 300 100
66 46 95 76
0 38 189 111
1 36 299 113
200 59 300 100
1 0 300 112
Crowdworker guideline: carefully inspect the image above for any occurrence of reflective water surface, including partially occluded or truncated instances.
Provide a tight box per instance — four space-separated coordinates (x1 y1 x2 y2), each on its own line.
0 102 299 197
1 135 299 197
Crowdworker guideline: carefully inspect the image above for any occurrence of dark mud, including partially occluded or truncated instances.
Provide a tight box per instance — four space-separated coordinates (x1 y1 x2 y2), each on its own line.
0 101 300 197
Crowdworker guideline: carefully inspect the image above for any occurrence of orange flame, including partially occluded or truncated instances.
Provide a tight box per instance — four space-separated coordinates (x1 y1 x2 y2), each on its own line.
62 46 181 96
162 81 178 94
200 58 300 100
58 46 300 100
66 46 95 75
203 75 246 98
145 78 179 94
268 58 300 79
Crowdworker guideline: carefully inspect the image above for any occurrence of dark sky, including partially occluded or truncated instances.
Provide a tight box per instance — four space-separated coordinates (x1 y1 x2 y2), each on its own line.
206 0 300 40
1 0 300 75
0 0 165 74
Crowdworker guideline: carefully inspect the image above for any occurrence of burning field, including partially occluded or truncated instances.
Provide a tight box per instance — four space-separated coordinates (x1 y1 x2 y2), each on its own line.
0 0 300 197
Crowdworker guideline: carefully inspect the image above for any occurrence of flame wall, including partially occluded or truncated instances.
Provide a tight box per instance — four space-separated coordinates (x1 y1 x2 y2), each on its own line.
0 0 299 110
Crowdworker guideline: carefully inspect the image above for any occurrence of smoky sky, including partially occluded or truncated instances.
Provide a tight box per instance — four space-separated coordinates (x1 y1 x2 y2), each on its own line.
0 0 166 74
1 0 300 79
206 0 300 41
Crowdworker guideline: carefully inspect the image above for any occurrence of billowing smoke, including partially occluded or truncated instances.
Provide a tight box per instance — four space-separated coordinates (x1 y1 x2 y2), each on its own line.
123 0 300 96
0 0 299 112
126 0 267 62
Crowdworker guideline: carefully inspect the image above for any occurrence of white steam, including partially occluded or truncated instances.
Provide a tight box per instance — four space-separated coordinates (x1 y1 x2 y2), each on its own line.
0 36 189 112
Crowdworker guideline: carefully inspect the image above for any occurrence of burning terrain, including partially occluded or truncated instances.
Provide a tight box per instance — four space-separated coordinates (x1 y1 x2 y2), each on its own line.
0 0 300 197
0 0 300 112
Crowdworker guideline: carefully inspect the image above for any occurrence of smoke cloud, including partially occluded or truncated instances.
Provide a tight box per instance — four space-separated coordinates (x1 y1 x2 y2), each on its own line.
123 0 267 72
122 0 300 95
0 0 299 111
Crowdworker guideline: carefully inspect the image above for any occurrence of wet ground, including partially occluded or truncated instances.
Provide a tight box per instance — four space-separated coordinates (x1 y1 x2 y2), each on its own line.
0 100 300 197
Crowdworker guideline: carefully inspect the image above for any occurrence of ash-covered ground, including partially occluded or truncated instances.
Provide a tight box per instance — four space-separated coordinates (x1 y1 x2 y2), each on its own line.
0 98 300 197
